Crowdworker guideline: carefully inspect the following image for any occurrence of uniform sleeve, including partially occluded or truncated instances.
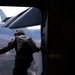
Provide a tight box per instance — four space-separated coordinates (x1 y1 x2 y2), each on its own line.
0 38 16 54
29 37 40 52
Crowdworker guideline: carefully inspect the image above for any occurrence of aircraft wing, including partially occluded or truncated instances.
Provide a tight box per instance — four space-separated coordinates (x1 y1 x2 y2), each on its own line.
9 7 42 29
0 7 31 27
0 7 42 29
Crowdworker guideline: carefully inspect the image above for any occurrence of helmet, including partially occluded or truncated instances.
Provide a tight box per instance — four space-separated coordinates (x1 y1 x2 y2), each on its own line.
14 30 25 36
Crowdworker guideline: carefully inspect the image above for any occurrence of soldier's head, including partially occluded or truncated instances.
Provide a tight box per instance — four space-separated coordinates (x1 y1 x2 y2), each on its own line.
14 30 25 36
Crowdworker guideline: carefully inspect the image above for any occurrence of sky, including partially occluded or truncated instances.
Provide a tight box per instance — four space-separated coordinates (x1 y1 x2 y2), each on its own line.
0 6 42 74
0 6 41 47
0 6 41 29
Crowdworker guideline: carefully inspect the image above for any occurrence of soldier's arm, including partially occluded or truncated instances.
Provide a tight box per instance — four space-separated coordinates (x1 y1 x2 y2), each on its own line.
0 38 16 54
29 37 40 52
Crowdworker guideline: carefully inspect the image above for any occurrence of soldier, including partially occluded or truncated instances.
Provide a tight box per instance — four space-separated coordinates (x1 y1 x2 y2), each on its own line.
0 30 39 75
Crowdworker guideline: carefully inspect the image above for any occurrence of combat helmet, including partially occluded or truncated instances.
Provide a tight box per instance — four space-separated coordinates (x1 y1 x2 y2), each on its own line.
14 30 25 36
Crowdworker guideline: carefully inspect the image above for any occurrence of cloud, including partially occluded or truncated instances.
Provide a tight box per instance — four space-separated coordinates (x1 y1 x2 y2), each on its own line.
27 25 41 30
